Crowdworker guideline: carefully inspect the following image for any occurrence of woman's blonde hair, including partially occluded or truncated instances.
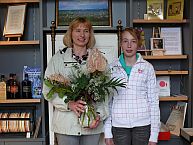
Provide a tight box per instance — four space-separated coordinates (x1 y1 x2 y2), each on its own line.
63 17 96 49
122 27 142 47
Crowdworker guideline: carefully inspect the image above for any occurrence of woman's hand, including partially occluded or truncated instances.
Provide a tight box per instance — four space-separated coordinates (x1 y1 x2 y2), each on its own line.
68 100 86 117
89 115 100 129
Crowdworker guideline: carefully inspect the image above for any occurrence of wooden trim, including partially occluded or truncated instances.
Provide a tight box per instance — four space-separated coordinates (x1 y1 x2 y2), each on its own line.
159 96 188 101
0 40 39 45
133 19 189 24
156 70 188 75
0 99 41 104
143 55 187 59
0 0 39 3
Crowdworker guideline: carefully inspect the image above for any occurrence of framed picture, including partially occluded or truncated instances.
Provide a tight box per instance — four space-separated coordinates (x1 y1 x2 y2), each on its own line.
151 38 164 50
147 0 164 20
153 27 161 38
150 38 165 56
56 0 112 27
167 0 184 20
3 4 26 37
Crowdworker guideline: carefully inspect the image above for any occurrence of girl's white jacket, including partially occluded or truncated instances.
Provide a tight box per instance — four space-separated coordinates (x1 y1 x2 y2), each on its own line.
104 53 160 143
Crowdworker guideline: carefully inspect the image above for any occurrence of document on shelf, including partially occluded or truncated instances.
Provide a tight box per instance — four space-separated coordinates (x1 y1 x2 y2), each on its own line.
161 27 182 55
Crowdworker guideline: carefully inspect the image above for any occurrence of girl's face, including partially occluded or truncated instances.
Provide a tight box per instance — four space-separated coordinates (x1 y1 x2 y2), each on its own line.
72 23 90 49
121 31 138 57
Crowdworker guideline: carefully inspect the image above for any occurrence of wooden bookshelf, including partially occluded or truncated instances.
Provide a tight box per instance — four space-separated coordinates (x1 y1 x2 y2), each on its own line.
0 40 39 45
0 0 39 3
0 99 41 104
143 55 187 60
156 70 188 75
159 96 188 101
133 19 189 24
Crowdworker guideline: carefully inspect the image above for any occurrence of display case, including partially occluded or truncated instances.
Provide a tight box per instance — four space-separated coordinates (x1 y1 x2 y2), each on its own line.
0 0 46 144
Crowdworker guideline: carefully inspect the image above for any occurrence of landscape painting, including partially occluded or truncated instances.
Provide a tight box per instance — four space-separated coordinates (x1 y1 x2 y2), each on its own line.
56 0 112 27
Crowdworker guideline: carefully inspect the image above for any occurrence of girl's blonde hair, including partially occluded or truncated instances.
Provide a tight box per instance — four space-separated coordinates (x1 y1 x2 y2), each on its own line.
63 17 96 49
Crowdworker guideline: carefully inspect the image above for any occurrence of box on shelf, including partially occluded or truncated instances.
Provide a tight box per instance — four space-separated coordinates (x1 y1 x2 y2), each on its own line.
158 131 171 140
180 128 193 143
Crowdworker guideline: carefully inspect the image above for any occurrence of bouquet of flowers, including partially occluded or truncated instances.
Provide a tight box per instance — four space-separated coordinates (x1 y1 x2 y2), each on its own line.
44 49 126 127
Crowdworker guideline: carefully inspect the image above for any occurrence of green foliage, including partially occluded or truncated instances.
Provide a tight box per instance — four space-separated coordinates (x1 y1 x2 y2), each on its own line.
44 66 126 104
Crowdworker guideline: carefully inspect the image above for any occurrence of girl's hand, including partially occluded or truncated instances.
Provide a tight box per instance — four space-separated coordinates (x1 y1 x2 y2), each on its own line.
105 138 115 145
148 141 157 145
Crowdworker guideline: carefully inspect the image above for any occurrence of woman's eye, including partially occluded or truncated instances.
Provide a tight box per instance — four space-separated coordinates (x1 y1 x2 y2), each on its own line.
84 30 89 33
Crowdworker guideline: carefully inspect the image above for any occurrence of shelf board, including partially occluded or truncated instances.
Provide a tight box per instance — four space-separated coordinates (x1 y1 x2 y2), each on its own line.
159 96 188 101
0 40 39 45
143 55 187 59
0 138 45 142
0 99 41 104
0 0 39 3
133 19 189 24
156 70 188 75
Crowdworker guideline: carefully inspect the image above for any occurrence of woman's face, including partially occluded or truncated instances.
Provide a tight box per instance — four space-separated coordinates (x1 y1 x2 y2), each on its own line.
121 31 138 57
72 23 90 49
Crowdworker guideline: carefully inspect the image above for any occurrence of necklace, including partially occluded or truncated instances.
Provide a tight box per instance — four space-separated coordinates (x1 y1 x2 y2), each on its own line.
72 50 88 64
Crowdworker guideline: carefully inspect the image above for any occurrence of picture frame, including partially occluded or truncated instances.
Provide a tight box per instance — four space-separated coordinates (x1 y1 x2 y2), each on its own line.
167 0 184 20
150 38 165 56
153 27 161 38
56 0 112 27
147 0 164 20
3 4 26 38
151 38 164 50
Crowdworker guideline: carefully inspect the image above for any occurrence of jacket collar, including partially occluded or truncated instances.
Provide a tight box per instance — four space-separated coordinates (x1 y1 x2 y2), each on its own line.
114 53 145 67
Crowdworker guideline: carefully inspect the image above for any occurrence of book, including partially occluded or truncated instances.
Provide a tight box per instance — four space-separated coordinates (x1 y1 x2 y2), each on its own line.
156 76 170 97
33 116 41 138
166 102 187 136
161 27 182 55
23 66 42 99
147 0 164 20
167 0 184 20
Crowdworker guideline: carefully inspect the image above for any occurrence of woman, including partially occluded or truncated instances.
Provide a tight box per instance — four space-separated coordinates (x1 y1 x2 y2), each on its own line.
104 28 160 145
43 17 108 145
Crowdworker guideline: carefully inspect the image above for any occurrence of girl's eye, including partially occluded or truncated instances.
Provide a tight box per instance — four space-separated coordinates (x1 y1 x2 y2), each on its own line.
123 40 128 43
75 29 81 32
